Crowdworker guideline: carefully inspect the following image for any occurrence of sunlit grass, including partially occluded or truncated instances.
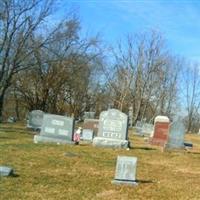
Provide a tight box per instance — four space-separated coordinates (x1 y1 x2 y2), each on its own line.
0 123 200 200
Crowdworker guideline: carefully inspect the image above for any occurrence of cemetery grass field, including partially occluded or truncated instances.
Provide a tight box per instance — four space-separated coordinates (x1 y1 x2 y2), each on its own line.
0 123 200 200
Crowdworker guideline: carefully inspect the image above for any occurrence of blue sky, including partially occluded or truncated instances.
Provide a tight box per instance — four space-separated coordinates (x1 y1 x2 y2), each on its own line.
57 0 200 62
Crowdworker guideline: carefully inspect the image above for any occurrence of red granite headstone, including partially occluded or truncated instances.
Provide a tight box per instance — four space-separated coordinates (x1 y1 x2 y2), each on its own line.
149 116 170 147
83 119 99 136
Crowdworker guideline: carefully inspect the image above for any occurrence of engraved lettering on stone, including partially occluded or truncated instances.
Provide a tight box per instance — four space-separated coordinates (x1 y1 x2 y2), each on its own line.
44 127 55 134
51 120 64 126
58 129 68 136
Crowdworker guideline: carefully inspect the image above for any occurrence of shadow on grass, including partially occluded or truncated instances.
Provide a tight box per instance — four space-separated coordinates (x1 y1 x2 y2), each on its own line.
130 146 156 151
186 151 200 155
136 179 155 184
0 136 16 139
0 127 32 135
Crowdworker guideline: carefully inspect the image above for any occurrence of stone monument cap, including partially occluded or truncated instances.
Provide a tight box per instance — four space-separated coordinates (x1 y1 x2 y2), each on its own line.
154 116 170 123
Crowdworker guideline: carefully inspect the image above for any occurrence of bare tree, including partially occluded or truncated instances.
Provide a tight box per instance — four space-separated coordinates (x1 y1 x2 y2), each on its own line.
182 63 200 132
0 0 55 121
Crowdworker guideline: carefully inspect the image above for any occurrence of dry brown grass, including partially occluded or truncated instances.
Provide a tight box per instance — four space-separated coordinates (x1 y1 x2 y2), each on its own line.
0 123 200 200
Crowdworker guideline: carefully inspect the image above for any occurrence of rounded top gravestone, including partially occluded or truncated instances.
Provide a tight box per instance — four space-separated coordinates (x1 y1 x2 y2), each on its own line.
98 109 128 140
154 116 170 123
27 110 44 130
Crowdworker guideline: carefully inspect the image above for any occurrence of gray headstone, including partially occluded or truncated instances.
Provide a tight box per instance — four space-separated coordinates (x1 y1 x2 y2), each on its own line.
135 121 153 136
34 114 75 144
93 109 129 148
166 121 185 149
135 121 144 135
81 129 94 141
98 109 128 140
7 116 16 123
0 166 14 177
128 106 133 128
83 112 95 120
27 110 44 130
112 156 138 186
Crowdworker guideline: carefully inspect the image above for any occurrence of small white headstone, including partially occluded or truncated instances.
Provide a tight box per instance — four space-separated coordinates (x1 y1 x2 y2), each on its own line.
112 156 138 186
81 129 94 141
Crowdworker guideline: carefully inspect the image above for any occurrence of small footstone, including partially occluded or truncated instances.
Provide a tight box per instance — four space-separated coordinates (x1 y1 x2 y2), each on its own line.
0 166 14 177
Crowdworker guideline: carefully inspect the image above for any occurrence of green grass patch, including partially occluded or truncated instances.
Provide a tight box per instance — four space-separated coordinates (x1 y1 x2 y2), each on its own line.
0 123 200 199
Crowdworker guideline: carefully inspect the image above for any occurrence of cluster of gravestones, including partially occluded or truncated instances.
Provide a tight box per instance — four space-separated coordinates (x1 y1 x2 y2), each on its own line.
1 109 187 185
28 109 129 148
135 116 190 150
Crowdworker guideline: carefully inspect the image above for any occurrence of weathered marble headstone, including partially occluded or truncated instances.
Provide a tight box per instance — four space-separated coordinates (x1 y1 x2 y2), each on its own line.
135 121 143 135
83 119 99 136
166 121 185 149
112 156 138 186
0 166 14 177
7 116 16 123
93 109 129 148
149 116 170 147
81 129 94 141
135 121 153 136
34 114 75 144
143 123 154 136
128 106 133 128
27 110 44 130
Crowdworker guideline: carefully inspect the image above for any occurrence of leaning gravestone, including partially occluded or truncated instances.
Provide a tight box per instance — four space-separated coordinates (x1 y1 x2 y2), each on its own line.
112 156 138 186
27 110 44 130
166 121 185 149
34 114 75 144
93 109 129 148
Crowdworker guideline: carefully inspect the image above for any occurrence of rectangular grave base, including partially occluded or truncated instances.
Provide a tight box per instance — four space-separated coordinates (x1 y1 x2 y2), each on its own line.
34 135 74 145
165 143 185 149
112 179 138 186
93 137 129 148
149 138 167 147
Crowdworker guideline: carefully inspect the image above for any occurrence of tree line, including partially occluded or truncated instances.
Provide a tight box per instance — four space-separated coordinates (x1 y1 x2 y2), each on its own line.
0 0 200 132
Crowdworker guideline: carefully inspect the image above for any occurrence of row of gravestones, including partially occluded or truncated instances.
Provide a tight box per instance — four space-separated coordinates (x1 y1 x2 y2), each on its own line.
149 116 186 149
28 110 187 149
27 109 129 148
